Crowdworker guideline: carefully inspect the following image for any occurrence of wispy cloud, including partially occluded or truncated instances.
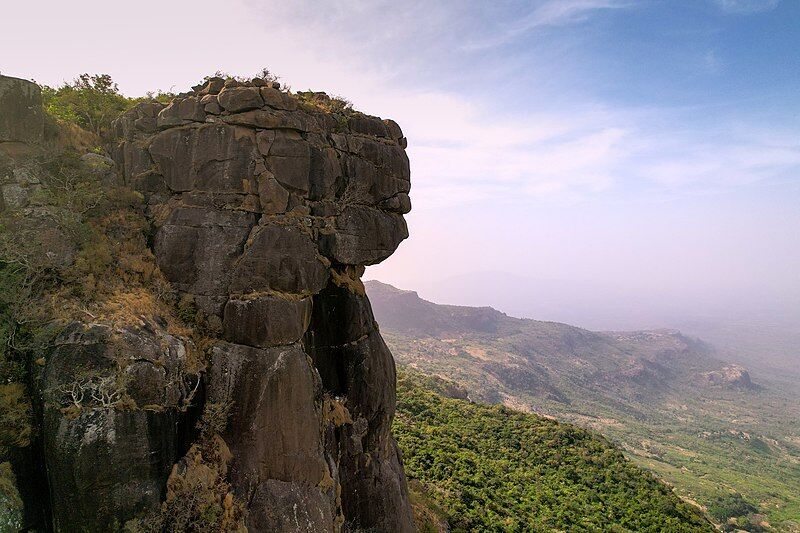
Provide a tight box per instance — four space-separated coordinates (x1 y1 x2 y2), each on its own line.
404 94 800 210
712 0 780 14
464 0 634 50
519 0 634 27
637 136 800 190
234 0 799 210
6 0 796 212
701 49 722 74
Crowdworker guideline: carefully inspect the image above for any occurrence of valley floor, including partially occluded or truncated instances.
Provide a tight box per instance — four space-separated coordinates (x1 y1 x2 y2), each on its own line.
387 334 800 532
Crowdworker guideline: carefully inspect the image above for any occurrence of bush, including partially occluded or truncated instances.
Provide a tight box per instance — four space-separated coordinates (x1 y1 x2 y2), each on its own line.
41 74 173 138
197 401 233 440
393 370 713 532
41 74 132 136
125 418 243 532
204 67 289 91
294 90 353 115
707 492 758 522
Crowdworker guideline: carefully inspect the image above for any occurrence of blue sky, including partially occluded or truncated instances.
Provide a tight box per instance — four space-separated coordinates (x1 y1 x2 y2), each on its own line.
3 0 799 327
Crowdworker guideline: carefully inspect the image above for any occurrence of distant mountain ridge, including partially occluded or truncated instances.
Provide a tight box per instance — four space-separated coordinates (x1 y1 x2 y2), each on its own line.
367 280 508 335
366 280 739 404
365 280 800 527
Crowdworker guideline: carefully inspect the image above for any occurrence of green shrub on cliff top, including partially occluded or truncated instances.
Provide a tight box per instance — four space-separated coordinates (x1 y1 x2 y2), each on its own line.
41 74 173 137
41 74 132 136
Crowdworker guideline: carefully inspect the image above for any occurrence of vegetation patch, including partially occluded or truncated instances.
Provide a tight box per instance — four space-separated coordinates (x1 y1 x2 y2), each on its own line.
41 74 172 137
125 435 244 533
294 90 354 115
0 101 204 528
393 370 713 532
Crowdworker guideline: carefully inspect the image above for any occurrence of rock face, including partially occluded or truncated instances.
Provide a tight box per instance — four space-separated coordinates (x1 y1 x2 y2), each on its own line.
0 75 44 144
42 320 200 531
704 364 755 389
105 77 414 531
4 75 413 532
0 75 46 213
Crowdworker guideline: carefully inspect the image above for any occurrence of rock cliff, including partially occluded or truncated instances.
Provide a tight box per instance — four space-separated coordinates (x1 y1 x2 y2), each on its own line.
0 75 43 145
2 74 414 532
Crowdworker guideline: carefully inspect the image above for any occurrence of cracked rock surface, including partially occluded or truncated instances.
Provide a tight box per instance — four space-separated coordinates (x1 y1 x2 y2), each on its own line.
105 77 415 532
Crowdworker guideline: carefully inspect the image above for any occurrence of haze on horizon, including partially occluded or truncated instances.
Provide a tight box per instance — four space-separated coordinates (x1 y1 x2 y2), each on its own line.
4 0 798 362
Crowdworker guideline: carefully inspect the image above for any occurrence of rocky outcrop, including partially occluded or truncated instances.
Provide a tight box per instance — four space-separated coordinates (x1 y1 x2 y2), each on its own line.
42 320 201 531
0 75 44 145
0 75 47 213
109 77 412 531
704 364 756 389
3 74 414 532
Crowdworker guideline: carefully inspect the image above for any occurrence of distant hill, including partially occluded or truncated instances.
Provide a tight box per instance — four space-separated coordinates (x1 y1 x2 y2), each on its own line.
367 280 508 335
367 281 749 407
367 280 800 529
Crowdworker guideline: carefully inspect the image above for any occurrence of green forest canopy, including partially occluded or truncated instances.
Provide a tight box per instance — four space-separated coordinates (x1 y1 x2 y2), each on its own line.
393 371 712 533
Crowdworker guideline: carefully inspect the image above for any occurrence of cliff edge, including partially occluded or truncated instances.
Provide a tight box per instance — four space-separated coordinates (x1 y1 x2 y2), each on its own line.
1 74 414 532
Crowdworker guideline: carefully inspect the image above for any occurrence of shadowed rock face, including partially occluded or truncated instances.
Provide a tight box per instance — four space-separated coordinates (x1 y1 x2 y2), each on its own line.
42 322 199 531
0 75 43 144
104 77 414 531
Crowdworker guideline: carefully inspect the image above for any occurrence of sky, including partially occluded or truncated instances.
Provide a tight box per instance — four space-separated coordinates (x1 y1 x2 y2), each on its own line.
3 0 799 333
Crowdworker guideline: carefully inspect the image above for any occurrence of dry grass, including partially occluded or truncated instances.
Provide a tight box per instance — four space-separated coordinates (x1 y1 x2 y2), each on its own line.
408 480 449 533
331 266 365 295
294 91 354 115
126 436 244 532
323 394 353 427
45 120 103 153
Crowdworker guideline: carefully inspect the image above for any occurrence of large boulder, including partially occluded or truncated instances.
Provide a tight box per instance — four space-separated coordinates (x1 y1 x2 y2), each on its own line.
207 341 338 528
223 296 312 347
320 206 409 265
41 320 199 531
0 75 43 144
305 281 415 532
154 207 257 310
246 480 337 533
229 224 329 295
112 81 411 268
148 124 258 193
